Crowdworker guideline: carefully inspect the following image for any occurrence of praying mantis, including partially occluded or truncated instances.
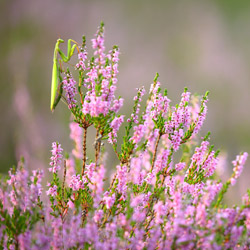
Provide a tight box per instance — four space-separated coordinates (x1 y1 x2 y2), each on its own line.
50 38 79 111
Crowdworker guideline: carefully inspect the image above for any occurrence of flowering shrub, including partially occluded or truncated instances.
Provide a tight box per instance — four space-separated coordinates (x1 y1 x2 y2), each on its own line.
0 22 249 249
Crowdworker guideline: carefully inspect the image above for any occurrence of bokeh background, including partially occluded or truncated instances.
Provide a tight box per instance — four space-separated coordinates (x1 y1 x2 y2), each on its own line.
1 0 250 204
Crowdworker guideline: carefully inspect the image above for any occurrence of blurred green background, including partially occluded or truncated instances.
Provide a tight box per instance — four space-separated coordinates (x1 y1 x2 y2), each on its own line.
0 0 250 204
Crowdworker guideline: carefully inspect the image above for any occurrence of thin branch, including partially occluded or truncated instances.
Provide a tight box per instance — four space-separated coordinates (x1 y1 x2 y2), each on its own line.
62 160 67 201
81 126 87 176
150 133 161 172
94 129 102 170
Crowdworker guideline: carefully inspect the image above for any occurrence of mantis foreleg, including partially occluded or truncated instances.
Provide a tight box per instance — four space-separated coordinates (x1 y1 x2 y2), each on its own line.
50 39 79 111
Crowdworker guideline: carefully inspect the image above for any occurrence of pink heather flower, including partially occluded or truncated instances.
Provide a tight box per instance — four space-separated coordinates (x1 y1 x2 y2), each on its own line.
9 190 18 206
78 51 88 61
76 50 88 71
108 115 124 144
148 82 170 120
130 157 147 185
0 189 7 210
62 74 77 109
30 170 43 201
141 150 152 171
70 122 83 159
142 192 152 207
7 170 16 185
228 225 244 248
129 229 145 249
46 185 57 197
107 84 117 103
100 68 111 80
49 142 63 173
82 100 90 114
230 152 248 186
6 163 36 212
90 164 106 208
85 67 98 84
129 87 146 124
132 209 146 223
179 91 191 127
164 91 191 135
146 128 159 152
242 193 250 206
184 205 195 225
180 91 191 103
65 156 75 184
101 223 119 249
69 174 85 191
107 47 120 63
18 231 31 250
146 228 162 250
92 35 105 50
113 49 119 63
148 81 169 115
82 95 110 117
175 162 186 171
182 182 205 204
196 203 207 227
154 149 170 172
171 189 183 217
67 199 75 209
164 176 176 196
31 169 44 184
92 26 105 67
116 165 128 198
193 99 208 135
117 213 127 226
85 162 95 181
185 140 209 180
149 81 160 94
130 124 146 145
111 98 124 113
145 171 156 186
154 201 167 224
51 218 63 250
203 151 218 178
244 210 250 232
171 128 184 151
108 47 120 85
93 210 104 223
131 194 144 208
103 192 115 209
62 215 85 249
203 181 223 206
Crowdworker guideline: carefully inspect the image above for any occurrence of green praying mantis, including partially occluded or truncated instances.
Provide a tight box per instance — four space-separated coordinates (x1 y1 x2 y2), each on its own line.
50 38 79 111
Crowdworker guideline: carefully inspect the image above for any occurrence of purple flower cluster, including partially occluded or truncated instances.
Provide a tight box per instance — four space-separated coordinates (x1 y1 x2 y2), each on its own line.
108 115 124 144
46 184 57 196
69 121 83 159
0 24 250 250
230 152 248 186
49 142 63 173
79 25 123 118
62 74 77 109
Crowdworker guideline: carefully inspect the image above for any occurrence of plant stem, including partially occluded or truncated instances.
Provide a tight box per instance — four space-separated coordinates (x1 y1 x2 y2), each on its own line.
62 160 66 200
94 129 101 170
160 148 173 187
150 133 161 172
81 126 87 176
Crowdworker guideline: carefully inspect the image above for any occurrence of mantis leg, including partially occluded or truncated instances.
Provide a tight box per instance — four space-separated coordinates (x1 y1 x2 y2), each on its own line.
50 39 78 111
58 39 78 62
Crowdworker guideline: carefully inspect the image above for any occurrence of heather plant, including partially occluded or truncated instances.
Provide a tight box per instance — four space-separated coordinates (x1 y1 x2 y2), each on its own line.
0 22 250 250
